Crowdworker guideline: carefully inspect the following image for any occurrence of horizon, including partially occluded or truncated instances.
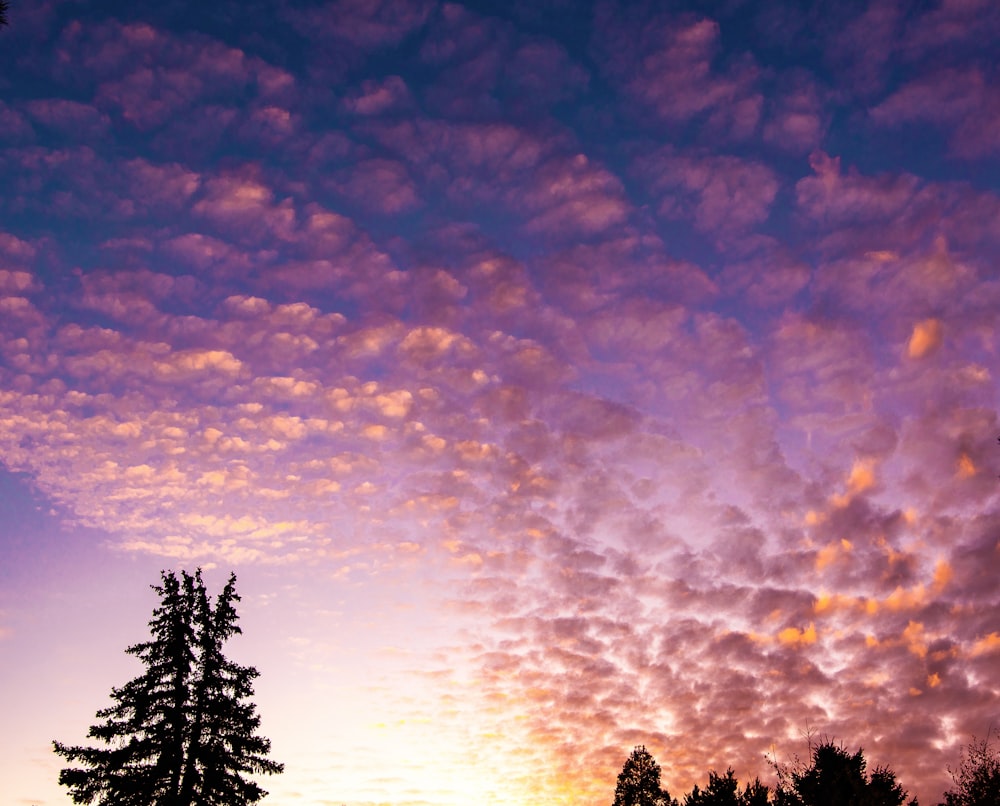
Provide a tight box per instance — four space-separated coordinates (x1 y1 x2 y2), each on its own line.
1 1 999 804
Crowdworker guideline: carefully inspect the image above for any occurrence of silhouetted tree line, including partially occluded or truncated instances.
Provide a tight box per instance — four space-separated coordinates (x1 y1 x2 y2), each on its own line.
48 568 1000 806
0 1 9 29
613 736 1000 806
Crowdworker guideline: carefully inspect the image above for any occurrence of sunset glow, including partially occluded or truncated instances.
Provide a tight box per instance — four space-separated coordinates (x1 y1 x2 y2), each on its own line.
1 1 999 805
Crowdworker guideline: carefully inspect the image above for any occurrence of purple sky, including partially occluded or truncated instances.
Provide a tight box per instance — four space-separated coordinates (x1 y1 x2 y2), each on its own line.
1 1 999 804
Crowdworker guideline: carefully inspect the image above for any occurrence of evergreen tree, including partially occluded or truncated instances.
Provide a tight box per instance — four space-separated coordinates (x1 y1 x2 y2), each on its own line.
684 768 770 806
685 768 740 806
53 570 282 806
772 740 915 806
739 777 770 806
614 745 675 806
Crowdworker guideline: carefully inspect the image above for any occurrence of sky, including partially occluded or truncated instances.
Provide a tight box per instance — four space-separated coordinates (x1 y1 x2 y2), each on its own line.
0 0 999 804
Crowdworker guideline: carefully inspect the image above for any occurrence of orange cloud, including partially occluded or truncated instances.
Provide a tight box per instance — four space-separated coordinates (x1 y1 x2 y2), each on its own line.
902 621 927 658
847 460 875 494
907 318 943 359
831 459 876 506
778 623 817 645
932 559 953 592
816 538 853 571
751 623 818 647
956 452 976 478
970 632 1000 657
813 559 950 619
814 591 878 616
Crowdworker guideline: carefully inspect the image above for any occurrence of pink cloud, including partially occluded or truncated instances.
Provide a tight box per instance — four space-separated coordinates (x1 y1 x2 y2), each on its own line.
25 98 110 140
163 233 257 276
342 75 414 116
762 74 828 152
124 158 201 209
718 239 811 307
0 102 33 144
254 63 297 102
419 2 498 64
637 147 779 238
360 119 539 223
53 20 294 136
367 117 626 238
504 39 589 103
418 5 587 114
192 172 296 241
539 235 716 315
870 67 1000 158
898 0 1000 60
592 5 762 138
235 106 299 149
796 150 921 226
794 160 1000 349
0 147 204 224
97 65 222 130
823 0 903 96
0 145 144 219
149 105 241 161
516 153 629 237
769 312 876 417
242 205 401 302
0 269 37 294
71 269 202 329
0 232 37 265
288 0 434 50
330 158 420 214
582 296 687 357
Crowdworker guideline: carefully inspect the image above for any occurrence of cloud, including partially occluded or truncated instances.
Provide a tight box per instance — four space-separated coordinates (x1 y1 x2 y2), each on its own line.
0 102 34 144
54 22 256 129
796 150 919 227
417 4 588 115
288 0 434 50
26 98 111 140
342 75 415 116
717 238 811 307
762 73 828 152
364 117 628 239
592 4 762 139
329 158 421 214
823 0 903 96
870 67 1000 158
907 318 944 359
635 147 779 239
898 0 1000 62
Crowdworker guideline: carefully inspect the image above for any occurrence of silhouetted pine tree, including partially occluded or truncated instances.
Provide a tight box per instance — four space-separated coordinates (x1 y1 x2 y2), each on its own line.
772 740 915 806
53 570 282 806
684 768 770 806
0 1 8 28
614 745 675 806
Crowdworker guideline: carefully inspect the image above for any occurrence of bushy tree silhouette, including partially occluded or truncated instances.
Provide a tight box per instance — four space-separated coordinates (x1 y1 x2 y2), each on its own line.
53 570 282 806
614 745 675 806
940 733 1000 806
772 740 915 806
684 768 770 806
0 1 8 28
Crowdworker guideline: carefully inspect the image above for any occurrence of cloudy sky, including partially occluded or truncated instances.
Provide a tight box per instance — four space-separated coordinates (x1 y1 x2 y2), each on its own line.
1 0 999 804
